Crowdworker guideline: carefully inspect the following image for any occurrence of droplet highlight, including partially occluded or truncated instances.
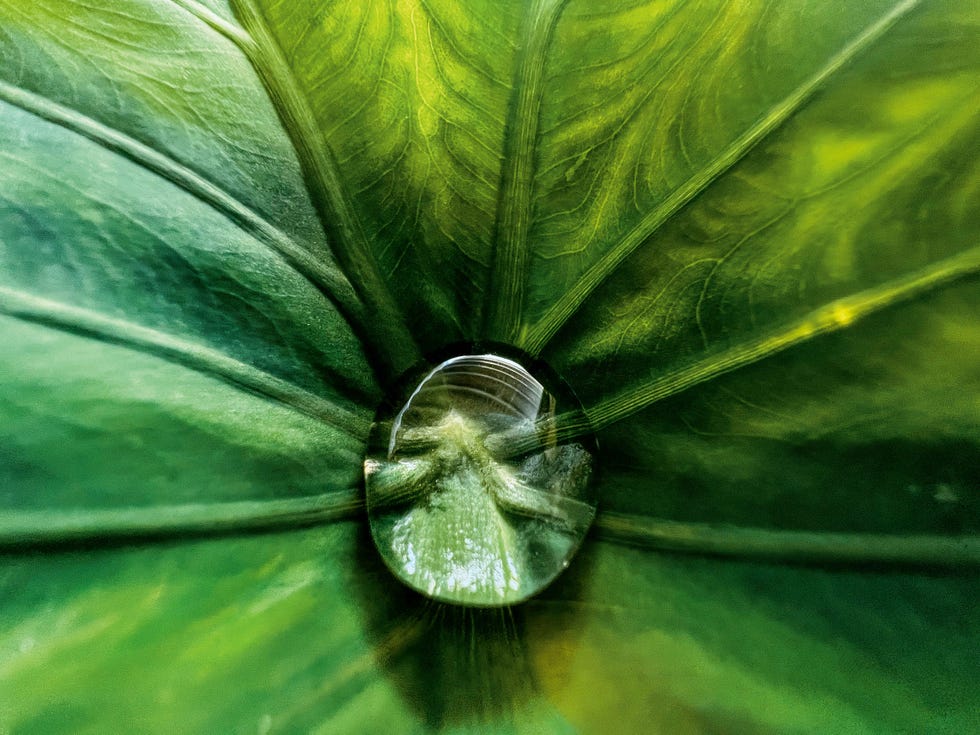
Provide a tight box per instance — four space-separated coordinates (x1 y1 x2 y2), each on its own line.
365 353 596 606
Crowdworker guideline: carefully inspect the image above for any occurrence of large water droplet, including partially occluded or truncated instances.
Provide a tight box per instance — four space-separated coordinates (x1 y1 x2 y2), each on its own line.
365 353 596 606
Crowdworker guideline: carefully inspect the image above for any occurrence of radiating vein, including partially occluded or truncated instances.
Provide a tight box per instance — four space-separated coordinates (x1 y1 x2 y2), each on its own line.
514 246 980 446
167 0 252 46
0 286 371 436
0 492 362 549
223 0 421 374
596 513 980 567
520 0 922 355
485 0 566 343
0 79 367 331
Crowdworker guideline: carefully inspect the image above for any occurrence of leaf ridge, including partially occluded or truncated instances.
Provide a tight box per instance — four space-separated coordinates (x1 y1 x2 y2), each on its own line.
0 79 368 333
583 245 980 432
484 0 566 343
504 246 980 450
167 0 252 47
0 286 370 436
596 513 980 567
0 492 362 549
520 0 923 355
212 0 422 374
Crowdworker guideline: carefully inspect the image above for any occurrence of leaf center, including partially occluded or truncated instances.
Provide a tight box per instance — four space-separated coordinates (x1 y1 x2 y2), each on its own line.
364 352 596 606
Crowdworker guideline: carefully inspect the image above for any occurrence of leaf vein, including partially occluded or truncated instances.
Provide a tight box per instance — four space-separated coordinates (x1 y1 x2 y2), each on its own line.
596 513 980 567
226 0 422 375
0 286 370 436
0 79 369 335
485 0 567 342
0 493 363 549
585 245 980 431
522 0 923 355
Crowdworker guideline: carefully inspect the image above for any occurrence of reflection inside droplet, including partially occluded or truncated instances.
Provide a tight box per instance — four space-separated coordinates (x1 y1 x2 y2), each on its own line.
365 353 596 606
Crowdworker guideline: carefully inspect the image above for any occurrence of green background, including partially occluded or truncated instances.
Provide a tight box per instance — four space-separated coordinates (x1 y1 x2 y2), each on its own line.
1 0 977 732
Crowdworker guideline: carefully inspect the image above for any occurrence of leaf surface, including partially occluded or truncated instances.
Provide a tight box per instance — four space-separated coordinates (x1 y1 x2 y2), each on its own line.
1 0 977 732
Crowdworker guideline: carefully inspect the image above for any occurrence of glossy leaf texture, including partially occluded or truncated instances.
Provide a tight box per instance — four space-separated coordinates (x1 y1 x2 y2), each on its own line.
1 0 978 733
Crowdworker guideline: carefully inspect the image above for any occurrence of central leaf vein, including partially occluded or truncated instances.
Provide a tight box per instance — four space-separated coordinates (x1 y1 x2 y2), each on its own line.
485 0 567 343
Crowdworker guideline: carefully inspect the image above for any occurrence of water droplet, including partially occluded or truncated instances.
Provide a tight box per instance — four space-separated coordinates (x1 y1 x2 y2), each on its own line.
365 353 596 606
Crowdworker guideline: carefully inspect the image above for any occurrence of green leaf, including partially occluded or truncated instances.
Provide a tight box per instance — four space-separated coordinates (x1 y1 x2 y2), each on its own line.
1 0 977 732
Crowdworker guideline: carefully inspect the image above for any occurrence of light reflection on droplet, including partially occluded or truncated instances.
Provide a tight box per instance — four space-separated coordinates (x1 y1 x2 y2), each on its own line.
365 353 596 606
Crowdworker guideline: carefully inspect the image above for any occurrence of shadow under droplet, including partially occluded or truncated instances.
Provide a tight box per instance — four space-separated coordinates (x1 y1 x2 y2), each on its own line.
349 341 600 728
349 517 596 729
